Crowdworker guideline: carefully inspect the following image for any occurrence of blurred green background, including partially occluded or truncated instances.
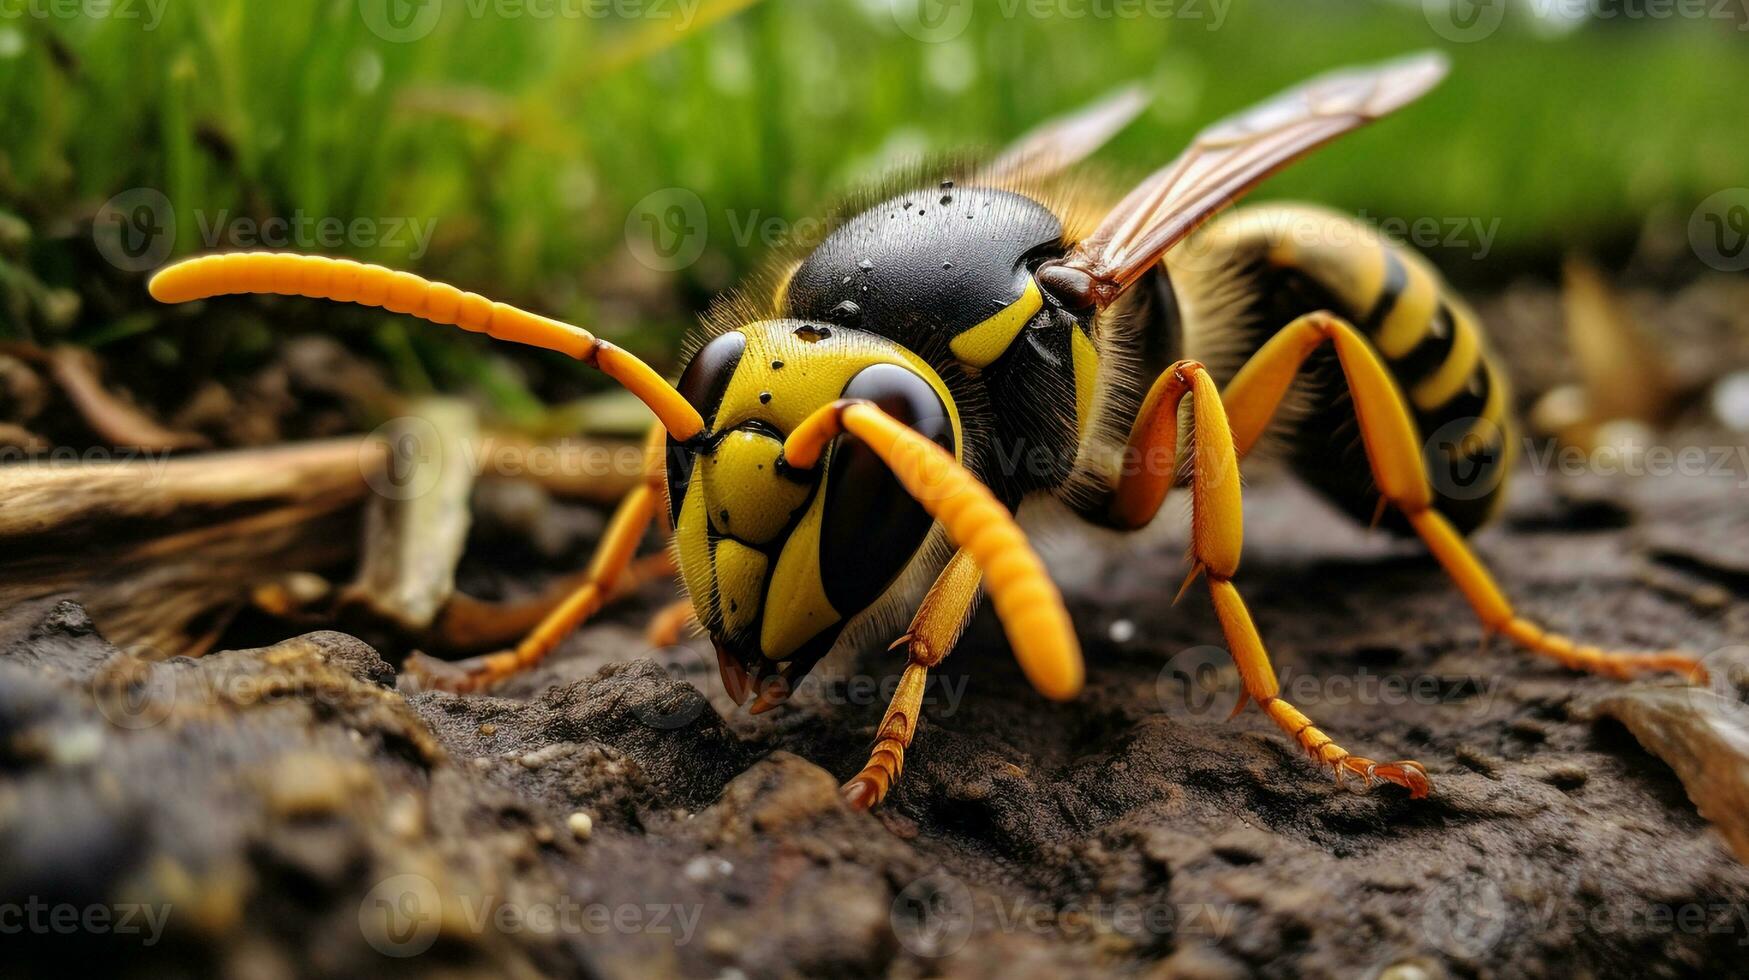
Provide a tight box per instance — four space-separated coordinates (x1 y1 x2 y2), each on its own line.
0 0 1744 423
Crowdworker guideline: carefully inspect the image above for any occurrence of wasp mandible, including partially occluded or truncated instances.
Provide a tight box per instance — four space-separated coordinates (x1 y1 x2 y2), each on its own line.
148 52 1704 809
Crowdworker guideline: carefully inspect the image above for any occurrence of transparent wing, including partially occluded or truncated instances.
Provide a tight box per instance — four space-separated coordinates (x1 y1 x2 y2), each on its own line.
1045 52 1449 308
982 83 1150 183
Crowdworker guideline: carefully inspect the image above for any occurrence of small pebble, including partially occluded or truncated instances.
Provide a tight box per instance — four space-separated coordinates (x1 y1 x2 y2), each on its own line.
684 855 733 882
517 743 570 769
567 811 594 841
1712 370 1749 432
1540 763 1590 790
47 725 104 766
1691 584 1731 612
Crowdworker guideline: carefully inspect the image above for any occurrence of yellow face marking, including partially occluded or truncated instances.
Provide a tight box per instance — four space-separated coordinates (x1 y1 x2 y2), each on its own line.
713 539 768 635
674 480 715 621
760 487 840 660
671 320 963 660
1070 327 1099 436
713 322 961 452
1409 306 1482 411
949 277 1043 368
700 430 809 545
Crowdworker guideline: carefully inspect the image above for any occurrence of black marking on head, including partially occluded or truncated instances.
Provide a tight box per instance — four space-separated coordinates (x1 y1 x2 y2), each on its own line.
787 186 1064 351
819 363 955 616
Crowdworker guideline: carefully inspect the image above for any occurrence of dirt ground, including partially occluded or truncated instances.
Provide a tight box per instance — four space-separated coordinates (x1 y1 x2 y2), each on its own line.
4 443 1748 978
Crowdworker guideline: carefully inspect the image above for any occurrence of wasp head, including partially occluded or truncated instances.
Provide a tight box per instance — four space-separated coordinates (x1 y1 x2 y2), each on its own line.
664 320 959 709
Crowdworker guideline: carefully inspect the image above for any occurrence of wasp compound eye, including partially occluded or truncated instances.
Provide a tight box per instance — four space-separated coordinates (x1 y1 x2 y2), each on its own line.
666 331 746 523
819 363 956 615
676 331 746 426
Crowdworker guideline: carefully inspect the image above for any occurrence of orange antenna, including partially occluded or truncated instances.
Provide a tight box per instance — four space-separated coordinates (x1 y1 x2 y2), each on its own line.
786 399 1085 700
149 252 704 441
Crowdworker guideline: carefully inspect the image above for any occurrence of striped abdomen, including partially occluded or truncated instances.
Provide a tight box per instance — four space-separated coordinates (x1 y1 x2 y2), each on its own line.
1176 205 1514 535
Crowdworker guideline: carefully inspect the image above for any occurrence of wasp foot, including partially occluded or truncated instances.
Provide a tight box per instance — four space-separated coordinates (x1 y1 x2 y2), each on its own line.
402 649 516 693
1326 752 1432 799
1494 618 1706 683
841 738 906 811
1265 697 1432 798
841 776 883 812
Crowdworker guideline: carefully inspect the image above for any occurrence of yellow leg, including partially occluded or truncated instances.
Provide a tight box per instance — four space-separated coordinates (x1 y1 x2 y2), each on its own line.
1110 360 1431 796
430 552 675 654
842 549 982 810
406 425 666 692
1222 312 1703 682
643 598 697 648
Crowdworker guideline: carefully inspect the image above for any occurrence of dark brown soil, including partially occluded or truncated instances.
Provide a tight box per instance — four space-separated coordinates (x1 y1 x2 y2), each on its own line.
3 454 1748 979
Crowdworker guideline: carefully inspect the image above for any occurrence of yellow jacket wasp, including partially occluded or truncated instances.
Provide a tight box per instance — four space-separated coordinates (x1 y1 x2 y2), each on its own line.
148 52 1702 810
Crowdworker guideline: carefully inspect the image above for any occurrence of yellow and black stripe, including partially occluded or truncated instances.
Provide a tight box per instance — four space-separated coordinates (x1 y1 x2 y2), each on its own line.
1184 205 1513 534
